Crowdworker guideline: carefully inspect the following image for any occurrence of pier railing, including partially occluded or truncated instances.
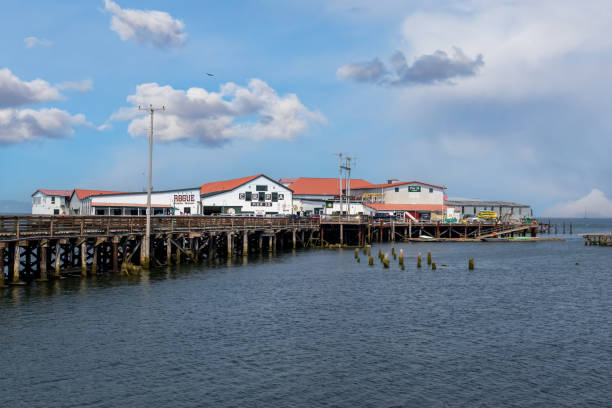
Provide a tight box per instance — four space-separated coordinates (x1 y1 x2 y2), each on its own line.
0 215 321 241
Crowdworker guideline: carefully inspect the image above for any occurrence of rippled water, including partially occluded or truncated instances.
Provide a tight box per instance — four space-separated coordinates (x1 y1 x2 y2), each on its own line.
1 219 611 407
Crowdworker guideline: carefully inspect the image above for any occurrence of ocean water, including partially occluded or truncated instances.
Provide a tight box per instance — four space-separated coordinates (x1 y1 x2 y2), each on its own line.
1 219 611 407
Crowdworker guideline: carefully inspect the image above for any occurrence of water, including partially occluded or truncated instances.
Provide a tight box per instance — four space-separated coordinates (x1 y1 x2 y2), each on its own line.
1 219 611 407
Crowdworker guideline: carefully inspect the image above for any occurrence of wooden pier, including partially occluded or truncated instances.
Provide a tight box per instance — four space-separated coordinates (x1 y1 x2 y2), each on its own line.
318 216 538 246
582 234 612 246
1 215 539 285
0 215 320 285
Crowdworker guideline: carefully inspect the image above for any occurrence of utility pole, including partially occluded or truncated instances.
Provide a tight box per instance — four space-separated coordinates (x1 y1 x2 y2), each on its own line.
138 104 165 268
340 157 355 216
336 153 343 221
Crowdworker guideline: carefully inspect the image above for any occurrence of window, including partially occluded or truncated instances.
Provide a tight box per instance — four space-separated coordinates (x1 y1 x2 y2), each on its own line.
245 191 252 201
429 188 433 193
154 208 163 215
51 196 56 204
112 208 122 216
272 192 278 202
258 192 265 201
74 209 80 215
394 187 399 193
96 208 105 215
184 207 191 214
256 185 268 191
33 197 42 205
130 209 139 215
53 209 60 215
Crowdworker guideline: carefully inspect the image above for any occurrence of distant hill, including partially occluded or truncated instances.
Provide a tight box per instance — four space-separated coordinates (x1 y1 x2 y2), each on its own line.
0 200 30 214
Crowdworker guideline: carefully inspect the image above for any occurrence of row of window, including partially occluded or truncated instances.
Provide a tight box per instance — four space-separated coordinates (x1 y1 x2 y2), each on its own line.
240 191 282 202
394 187 435 193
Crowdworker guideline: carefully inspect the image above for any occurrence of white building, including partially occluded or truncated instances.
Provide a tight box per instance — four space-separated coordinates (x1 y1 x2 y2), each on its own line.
31 189 72 215
65 174 292 216
287 177 375 215
445 200 533 221
200 174 293 216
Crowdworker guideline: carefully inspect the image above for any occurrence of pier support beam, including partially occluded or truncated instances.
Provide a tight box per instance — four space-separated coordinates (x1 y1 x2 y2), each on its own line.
54 241 61 278
80 241 87 277
340 223 344 245
243 232 249 255
226 232 233 258
391 222 395 242
167 236 172 266
0 243 5 287
91 244 98 275
38 243 48 281
268 235 273 252
112 237 119 273
292 229 296 249
258 234 263 253
12 242 24 285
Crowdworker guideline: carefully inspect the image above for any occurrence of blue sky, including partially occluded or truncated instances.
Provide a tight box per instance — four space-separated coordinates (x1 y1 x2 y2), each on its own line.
1 0 612 216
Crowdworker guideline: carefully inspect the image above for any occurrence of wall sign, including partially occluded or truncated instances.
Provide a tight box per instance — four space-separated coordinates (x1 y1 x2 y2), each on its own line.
174 194 196 203
408 186 421 192
239 193 245 199
278 194 284 200
251 202 272 207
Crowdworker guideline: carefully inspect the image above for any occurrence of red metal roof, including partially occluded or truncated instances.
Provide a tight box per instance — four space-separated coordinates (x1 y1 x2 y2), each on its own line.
74 189 125 200
358 181 446 190
288 177 374 195
91 202 171 208
200 174 262 195
32 189 72 197
279 178 297 184
365 203 448 211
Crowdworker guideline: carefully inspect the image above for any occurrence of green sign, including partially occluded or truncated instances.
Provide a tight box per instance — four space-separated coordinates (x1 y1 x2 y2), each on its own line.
326 201 333 208
408 186 421 192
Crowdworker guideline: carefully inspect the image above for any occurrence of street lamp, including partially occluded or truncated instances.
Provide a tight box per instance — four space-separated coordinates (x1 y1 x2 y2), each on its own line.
138 104 165 268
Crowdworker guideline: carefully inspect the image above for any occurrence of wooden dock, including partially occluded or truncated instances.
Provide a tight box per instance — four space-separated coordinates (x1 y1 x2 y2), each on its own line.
582 234 612 246
1 215 539 286
0 215 320 285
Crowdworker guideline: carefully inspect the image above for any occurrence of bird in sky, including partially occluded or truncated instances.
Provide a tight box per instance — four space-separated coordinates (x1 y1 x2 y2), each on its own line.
205 73 214 76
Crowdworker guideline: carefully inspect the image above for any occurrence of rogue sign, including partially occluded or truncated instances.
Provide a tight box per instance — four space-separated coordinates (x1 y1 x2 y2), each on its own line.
174 194 195 204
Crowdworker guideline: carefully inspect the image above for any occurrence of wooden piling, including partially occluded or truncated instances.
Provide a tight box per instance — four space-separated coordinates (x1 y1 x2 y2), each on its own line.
0 243 6 287
12 242 24 285
54 241 61 278
91 244 98 275
244 232 250 255
80 241 87 277
431 262 436 270
292 229 296 250
112 237 119 273
417 253 422 268
469 258 474 270
427 251 432 265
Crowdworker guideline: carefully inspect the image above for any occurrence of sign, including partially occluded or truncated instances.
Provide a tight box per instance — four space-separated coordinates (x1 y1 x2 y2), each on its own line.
265 194 272 200
174 194 195 204
239 193 245 199
251 202 272 207
278 194 284 200
408 186 421 192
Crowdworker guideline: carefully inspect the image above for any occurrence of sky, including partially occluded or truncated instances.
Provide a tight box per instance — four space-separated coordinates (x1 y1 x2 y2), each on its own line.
1 0 612 216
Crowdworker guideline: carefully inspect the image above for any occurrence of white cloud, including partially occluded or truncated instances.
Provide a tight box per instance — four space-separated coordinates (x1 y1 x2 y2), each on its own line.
543 189 612 217
103 0 186 48
57 79 93 93
24 36 53 48
0 68 61 108
111 79 325 145
0 108 89 144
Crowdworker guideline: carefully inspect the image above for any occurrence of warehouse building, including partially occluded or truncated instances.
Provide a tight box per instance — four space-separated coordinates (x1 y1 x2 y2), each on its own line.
445 200 533 221
31 189 72 215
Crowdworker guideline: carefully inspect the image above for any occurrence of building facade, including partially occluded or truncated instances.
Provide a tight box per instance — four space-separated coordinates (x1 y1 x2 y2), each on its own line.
31 189 72 215
445 200 533 220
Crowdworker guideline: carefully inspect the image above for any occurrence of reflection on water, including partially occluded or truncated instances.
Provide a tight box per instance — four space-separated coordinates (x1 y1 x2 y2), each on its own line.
1 218 611 408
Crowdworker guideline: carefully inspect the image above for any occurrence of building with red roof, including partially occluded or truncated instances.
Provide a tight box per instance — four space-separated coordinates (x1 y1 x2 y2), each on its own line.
31 189 74 215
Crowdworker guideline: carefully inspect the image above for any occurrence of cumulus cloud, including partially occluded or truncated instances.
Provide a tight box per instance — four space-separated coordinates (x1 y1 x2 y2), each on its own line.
543 189 612 217
0 68 61 108
24 36 53 48
57 79 93 93
338 47 483 86
0 108 89 145
111 79 325 145
103 0 186 48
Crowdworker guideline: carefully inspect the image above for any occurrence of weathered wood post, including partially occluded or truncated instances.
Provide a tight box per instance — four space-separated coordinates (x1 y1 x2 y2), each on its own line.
140 234 149 269
320 227 325 248
417 253 422 268
427 250 432 265
0 243 6 287
272 234 277 252
340 223 344 246
243 231 249 255
268 235 273 252
292 229 296 249
112 237 119 273
91 244 98 275
80 240 87 277
37 242 48 281
391 221 395 242
12 242 23 285
468 258 474 270
569 222 573 234
409 220 412 240
54 241 61 278
258 233 263 252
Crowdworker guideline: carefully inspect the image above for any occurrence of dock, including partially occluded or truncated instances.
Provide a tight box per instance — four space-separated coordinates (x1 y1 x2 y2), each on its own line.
1 215 539 285
582 234 612 246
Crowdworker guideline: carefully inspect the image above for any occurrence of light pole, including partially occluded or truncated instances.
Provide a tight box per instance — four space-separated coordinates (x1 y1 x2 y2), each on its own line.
139 104 165 268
